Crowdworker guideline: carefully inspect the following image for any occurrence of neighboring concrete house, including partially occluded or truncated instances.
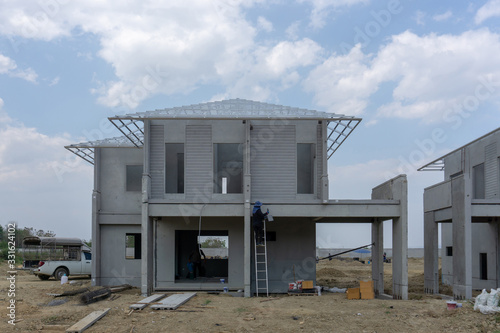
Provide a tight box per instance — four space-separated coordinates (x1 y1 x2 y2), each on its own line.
66 99 409 298
420 127 500 300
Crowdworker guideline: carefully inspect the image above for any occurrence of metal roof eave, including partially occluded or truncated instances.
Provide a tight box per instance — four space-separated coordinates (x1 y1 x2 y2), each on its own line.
418 126 500 171
417 159 445 171
109 115 363 158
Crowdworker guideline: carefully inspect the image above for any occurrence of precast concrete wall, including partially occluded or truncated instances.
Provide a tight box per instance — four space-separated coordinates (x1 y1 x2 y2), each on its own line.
100 224 142 286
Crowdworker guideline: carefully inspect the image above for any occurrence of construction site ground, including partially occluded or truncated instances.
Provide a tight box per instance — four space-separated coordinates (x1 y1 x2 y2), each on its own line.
1 258 499 333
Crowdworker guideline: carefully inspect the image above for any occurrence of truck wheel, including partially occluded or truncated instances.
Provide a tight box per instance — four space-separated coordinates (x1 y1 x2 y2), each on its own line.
54 267 68 280
38 275 50 281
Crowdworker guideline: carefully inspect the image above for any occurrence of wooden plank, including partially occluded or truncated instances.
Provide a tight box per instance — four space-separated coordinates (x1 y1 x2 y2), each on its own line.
66 308 110 333
130 294 166 310
151 293 196 310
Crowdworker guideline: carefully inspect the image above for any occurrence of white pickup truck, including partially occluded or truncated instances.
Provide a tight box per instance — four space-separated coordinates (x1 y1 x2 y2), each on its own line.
35 248 92 280
23 236 92 280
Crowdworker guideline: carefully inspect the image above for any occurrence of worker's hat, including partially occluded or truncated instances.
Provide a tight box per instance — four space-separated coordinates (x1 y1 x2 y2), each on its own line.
254 201 262 207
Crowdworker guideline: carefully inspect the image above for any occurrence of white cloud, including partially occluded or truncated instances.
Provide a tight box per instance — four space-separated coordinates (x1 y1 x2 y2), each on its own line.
305 29 500 121
475 0 500 24
285 21 301 40
0 53 37 83
0 105 92 237
257 16 273 32
433 10 452 22
298 0 370 29
49 76 60 86
415 10 426 26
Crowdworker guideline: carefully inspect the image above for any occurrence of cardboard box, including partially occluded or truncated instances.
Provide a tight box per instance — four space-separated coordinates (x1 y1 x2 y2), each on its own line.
359 280 374 290
359 280 375 299
301 280 314 289
361 290 375 300
347 287 360 300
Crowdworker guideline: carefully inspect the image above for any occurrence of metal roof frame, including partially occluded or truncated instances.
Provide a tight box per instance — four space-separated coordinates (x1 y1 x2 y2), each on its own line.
109 99 362 158
65 136 141 165
418 126 500 171
68 99 362 164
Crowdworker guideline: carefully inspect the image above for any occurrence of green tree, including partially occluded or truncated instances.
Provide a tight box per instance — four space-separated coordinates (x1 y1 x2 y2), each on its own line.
200 238 226 248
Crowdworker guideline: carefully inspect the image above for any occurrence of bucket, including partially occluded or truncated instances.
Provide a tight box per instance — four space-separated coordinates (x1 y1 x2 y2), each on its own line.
223 287 228 293
447 301 457 310
220 278 225 284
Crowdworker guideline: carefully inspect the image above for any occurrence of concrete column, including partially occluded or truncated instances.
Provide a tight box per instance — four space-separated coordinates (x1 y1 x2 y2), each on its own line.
451 175 472 300
91 148 101 287
392 176 408 300
321 121 328 203
424 211 439 294
141 120 153 296
371 219 384 295
243 120 252 297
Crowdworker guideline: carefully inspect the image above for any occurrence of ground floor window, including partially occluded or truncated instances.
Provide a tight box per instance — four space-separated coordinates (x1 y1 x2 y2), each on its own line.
126 233 141 259
480 252 487 280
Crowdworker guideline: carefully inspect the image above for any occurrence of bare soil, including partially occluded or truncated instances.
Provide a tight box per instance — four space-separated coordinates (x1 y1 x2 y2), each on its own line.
1 258 499 333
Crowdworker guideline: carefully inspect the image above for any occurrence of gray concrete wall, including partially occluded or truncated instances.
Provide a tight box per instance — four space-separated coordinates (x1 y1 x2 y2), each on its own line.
148 119 323 204
264 219 316 293
99 147 143 213
99 224 142 286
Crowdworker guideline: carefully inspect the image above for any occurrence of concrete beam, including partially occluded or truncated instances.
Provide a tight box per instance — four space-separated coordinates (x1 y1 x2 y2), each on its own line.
149 202 401 219
424 211 439 294
451 175 472 300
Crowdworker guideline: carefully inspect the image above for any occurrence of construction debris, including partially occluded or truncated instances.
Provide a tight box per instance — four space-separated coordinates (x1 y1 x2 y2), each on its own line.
151 292 197 310
80 288 111 304
66 308 110 333
109 284 132 293
130 294 166 310
56 288 90 297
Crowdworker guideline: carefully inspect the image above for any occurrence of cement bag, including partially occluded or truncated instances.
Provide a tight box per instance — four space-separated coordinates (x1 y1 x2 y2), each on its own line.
474 289 488 311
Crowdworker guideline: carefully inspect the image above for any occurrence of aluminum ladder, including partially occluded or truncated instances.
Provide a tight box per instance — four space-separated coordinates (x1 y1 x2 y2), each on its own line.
254 220 269 297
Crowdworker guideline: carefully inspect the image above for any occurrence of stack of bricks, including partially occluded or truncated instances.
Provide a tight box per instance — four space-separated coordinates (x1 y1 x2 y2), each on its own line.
346 280 374 300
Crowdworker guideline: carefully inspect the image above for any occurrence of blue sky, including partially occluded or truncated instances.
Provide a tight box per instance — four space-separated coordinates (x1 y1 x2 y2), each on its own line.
0 0 499 248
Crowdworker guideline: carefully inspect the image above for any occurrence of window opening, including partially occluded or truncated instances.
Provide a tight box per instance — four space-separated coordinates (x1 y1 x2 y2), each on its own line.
165 143 184 193
126 165 143 191
297 143 314 194
214 143 243 194
126 233 141 259
473 163 485 199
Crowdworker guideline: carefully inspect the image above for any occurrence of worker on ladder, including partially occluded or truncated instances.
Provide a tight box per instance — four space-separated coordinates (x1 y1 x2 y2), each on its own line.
252 201 269 246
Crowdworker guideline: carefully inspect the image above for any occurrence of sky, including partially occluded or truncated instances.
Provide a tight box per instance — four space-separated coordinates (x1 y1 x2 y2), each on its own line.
0 0 499 248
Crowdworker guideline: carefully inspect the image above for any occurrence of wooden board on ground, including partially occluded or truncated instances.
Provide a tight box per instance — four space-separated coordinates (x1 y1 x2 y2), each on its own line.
66 308 110 333
130 294 166 310
150 293 197 310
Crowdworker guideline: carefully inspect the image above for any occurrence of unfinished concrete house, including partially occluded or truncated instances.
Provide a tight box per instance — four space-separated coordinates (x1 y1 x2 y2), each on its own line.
66 99 409 298
420 127 500 300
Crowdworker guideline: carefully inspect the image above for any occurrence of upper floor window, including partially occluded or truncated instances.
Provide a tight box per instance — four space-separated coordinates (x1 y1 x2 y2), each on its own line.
126 165 143 192
165 143 184 193
473 163 485 199
297 143 314 194
214 143 243 193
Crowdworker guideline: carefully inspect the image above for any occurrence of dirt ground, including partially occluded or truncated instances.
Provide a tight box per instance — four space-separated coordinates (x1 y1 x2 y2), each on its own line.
1 258 499 333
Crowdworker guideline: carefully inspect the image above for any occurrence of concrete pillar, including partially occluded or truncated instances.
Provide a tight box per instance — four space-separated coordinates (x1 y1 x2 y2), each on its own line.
424 211 439 294
321 121 329 203
451 175 472 300
243 120 252 297
141 120 154 296
392 176 408 300
371 219 384 295
91 148 101 287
